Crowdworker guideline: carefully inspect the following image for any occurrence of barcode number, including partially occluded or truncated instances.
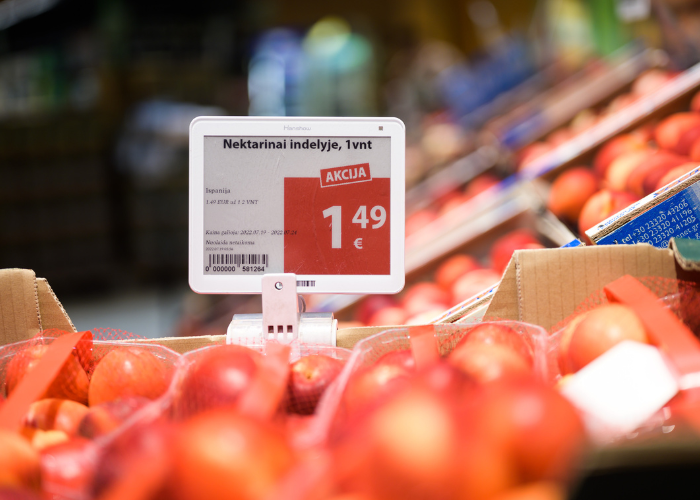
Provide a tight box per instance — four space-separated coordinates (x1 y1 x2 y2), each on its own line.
206 254 268 272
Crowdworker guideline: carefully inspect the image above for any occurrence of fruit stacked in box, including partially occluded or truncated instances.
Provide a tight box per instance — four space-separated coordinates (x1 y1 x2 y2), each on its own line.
4 277 700 499
517 69 677 171
0 332 354 499
405 172 501 237
354 229 544 326
538 89 700 243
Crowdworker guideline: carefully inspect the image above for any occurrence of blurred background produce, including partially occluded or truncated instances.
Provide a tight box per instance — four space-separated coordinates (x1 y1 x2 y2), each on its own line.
2 0 700 336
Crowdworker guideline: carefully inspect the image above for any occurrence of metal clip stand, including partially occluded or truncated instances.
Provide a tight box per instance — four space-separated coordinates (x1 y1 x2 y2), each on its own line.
227 274 338 346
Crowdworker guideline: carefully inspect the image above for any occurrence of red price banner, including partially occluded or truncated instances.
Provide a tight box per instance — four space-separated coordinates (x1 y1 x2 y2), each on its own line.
284 177 390 275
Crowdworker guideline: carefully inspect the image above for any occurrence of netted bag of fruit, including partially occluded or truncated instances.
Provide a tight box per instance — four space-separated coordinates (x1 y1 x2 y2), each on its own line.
309 326 586 500
0 329 181 500
317 322 549 437
548 276 700 382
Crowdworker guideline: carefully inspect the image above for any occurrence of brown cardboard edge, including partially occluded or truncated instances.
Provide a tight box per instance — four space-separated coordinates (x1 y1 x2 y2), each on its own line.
0 268 42 346
36 278 77 333
126 335 227 354
670 238 700 272
116 325 396 354
484 259 519 321
516 244 677 331
436 292 495 324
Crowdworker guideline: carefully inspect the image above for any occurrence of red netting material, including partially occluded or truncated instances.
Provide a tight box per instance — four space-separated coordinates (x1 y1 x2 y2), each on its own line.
548 277 700 382
0 328 180 422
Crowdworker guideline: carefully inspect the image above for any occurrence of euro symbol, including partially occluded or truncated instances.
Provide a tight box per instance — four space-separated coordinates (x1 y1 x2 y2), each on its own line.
354 238 363 249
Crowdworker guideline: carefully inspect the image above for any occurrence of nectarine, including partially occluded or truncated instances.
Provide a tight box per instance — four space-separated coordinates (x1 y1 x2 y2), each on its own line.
89 347 171 406
564 304 648 372
655 112 700 151
287 354 344 415
605 149 648 191
547 167 598 221
6 345 89 405
448 343 531 383
24 398 89 436
593 134 646 177
474 377 586 482
0 431 41 490
460 324 533 367
170 410 295 500
451 268 501 303
176 345 262 418
578 189 639 241
435 254 481 291
78 396 150 439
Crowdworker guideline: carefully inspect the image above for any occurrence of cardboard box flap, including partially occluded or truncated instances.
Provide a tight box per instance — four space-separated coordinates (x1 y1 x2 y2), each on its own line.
485 245 678 331
670 238 700 272
36 278 76 333
0 269 41 346
483 259 519 321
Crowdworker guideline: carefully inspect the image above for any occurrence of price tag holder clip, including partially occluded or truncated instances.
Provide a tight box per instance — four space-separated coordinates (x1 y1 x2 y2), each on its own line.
227 273 337 346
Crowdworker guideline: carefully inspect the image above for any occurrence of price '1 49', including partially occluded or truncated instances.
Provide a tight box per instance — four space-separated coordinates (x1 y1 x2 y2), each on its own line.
323 205 386 248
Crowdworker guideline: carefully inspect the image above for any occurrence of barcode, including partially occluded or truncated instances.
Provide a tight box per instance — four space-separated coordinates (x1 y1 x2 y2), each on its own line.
208 254 268 267
297 280 316 287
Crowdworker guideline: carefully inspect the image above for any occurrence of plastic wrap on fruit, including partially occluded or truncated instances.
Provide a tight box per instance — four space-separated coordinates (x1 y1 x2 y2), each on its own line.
319 322 549 442
548 275 700 442
0 329 181 500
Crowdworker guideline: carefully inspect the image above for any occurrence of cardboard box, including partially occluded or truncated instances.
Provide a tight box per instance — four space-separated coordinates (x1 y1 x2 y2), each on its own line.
484 243 681 331
0 242 694 352
0 268 410 352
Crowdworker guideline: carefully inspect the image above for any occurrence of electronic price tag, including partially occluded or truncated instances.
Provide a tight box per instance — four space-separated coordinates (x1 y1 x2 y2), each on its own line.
189 117 406 345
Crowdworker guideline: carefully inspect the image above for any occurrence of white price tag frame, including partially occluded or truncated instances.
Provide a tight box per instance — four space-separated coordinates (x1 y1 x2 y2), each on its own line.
189 116 405 294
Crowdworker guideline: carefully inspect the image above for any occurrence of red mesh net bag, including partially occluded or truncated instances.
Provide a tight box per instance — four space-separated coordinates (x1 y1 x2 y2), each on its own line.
548 276 700 383
0 328 181 500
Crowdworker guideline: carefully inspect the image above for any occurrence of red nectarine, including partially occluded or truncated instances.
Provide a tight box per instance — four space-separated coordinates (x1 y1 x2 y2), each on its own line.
6 345 89 405
78 396 150 439
0 430 41 490
451 268 501 303
578 189 639 241
460 324 533 367
170 410 295 500
287 354 344 415
448 343 531 383
24 398 89 436
435 254 481 291
474 377 586 482
564 304 648 372
655 112 700 151
593 134 646 177
89 347 171 406
548 167 598 221
656 162 700 190
176 345 262 418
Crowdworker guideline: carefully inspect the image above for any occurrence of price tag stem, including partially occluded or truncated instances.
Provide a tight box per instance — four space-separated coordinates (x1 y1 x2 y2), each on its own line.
227 273 338 346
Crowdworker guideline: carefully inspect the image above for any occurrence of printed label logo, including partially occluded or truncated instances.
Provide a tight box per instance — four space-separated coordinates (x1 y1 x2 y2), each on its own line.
320 163 371 188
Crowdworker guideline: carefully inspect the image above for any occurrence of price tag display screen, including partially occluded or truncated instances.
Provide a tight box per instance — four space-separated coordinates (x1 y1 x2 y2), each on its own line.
190 118 404 294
